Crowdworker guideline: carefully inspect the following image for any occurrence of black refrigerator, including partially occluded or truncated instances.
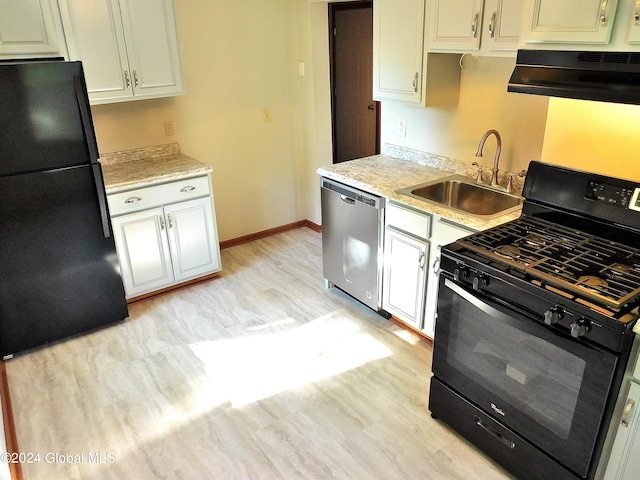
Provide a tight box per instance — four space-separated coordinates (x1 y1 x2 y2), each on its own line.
0 60 128 359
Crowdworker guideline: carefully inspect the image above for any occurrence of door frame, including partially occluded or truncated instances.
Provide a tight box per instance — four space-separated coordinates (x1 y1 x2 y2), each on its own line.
328 1 380 164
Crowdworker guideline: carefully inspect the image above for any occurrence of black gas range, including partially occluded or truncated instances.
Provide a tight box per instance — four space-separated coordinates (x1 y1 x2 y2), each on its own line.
429 161 640 480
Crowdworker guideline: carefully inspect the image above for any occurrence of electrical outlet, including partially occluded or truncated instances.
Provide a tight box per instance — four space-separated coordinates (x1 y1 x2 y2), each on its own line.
263 108 272 123
397 118 407 137
164 120 175 136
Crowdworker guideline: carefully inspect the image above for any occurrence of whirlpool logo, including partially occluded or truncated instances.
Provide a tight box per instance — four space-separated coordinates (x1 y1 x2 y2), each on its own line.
491 403 506 416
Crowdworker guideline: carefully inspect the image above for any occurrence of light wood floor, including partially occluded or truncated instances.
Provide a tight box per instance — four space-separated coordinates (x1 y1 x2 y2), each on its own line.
5 228 515 480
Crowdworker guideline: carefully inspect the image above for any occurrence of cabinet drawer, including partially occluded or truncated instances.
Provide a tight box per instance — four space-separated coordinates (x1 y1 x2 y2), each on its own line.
108 176 210 216
386 202 431 239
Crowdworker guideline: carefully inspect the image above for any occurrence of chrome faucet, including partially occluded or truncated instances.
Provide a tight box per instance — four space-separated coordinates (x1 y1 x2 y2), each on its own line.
475 129 502 187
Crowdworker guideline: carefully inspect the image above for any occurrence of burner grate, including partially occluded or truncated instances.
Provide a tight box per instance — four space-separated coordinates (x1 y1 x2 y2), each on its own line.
458 217 640 309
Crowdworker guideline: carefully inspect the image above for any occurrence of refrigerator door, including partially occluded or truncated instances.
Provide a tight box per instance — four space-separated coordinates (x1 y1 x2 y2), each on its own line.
0 61 98 176
0 164 128 358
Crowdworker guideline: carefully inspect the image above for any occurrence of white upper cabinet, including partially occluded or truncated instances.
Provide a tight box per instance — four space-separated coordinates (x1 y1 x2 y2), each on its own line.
483 0 525 52
0 0 66 59
522 0 620 44
373 0 426 103
428 0 523 55
59 0 184 104
428 0 485 51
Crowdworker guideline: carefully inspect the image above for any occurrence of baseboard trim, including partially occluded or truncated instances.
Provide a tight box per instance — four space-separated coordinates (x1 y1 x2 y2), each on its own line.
389 316 434 346
1 361 23 480
126 272 221 304
220 220 321 249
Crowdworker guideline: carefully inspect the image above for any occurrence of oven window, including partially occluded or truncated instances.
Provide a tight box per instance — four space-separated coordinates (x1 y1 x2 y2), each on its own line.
448 293 586 440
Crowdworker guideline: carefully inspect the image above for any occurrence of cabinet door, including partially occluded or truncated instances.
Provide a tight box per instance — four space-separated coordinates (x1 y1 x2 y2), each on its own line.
165 197 221 283
373 0 425 103
422 218 474 337
429 0 484 51
627 0 640 44
112 207 174 298
59 0 132 103
522 0 619 44
383 229 429 329
119 0 184 100
604 380 640 480
0 0 66 58
482 0 524 52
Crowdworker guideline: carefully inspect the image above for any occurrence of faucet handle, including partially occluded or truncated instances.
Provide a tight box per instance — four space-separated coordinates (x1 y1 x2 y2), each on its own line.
505 170 526 194
472 162 484 183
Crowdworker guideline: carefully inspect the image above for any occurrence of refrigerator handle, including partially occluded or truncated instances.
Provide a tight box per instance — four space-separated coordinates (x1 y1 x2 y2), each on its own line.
92 163 112 238
74 75 99 163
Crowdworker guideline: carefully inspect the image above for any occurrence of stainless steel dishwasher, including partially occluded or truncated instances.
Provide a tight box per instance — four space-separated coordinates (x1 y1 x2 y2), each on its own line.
321 177 385 312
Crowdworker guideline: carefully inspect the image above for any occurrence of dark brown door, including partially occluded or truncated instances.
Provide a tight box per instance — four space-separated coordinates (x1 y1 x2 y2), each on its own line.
330 2 379 164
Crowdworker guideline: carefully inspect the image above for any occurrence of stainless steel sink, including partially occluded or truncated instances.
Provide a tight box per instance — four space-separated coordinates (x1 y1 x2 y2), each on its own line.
396 175 523 219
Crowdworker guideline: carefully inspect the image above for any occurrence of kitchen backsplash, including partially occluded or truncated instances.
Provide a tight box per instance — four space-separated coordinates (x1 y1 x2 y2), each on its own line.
383 144 526 193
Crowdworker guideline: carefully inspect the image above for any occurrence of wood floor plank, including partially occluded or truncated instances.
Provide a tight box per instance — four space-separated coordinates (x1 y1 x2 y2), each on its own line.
4 228 515 479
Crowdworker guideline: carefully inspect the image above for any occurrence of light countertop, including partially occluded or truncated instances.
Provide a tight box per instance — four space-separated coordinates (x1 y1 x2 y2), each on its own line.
316 150 522 231
100 143 212 194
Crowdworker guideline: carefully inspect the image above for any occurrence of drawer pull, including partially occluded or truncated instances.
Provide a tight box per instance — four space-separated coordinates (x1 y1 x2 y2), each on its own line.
168 213 173 229
622 398 636 427
125 196 142 204
180 186 196 193
159 215 166 231
475 416 515 449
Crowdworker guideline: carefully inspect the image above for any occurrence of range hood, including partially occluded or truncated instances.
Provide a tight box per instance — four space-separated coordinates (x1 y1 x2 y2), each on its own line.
508 49 640 105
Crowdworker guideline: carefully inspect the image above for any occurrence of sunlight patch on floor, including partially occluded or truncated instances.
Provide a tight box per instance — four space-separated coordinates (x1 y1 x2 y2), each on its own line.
188 311 393 408
392 327 422 345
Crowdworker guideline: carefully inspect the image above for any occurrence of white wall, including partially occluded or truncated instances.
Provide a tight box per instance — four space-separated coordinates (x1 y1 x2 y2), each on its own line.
89 1 552 240
91 0 302 242
380 55 549 176
541 98 640 181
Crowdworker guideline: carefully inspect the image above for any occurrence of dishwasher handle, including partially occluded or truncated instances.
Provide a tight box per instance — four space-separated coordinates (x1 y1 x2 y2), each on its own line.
340 194 356 205
321 178 384 210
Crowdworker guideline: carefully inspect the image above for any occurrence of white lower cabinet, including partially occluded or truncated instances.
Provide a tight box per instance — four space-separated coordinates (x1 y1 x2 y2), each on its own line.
108 176 221 298
422 217 475 337
382 202 475 337
383 203 432 330
383 229 430 329
603 340 640 480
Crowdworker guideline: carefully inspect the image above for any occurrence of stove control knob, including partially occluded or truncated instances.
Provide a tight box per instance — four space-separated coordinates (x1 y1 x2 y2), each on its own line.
454 266 469 282
472 274 489 291
570 317 592 338
544 306 564 326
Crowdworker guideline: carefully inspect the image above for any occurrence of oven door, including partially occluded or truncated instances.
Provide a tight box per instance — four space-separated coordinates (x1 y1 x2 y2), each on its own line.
432 276 618 478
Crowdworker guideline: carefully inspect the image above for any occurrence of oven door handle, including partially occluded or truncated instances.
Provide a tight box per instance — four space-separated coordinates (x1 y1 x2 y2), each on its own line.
444 277 532 323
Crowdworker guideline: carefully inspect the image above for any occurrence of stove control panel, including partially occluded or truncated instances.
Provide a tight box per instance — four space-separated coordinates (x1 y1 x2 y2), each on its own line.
629 188 640 212
585 181 636 208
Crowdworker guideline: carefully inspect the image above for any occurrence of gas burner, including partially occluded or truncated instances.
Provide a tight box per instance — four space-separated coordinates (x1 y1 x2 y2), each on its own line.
523 234 548 247
611 263 630 275
495 245 521 260
578 276 609 290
